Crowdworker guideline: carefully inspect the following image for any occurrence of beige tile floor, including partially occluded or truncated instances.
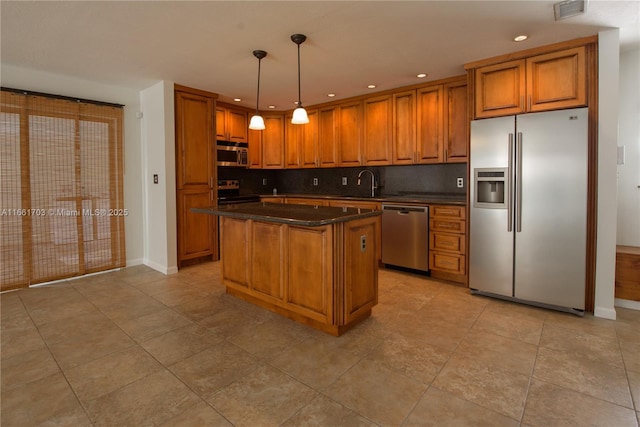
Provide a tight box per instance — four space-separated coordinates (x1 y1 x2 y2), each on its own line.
1 262 639 426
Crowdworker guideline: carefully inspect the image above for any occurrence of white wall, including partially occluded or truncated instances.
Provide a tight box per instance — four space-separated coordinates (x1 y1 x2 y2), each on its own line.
594 30 620 320
139 81 178 274
0 64 145 266
617 48 640 247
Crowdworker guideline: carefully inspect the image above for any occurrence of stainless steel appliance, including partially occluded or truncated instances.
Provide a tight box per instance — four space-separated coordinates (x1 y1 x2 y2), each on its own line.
216 179 260 205
381 204 429 272
469 107 588 315
216 141 248 167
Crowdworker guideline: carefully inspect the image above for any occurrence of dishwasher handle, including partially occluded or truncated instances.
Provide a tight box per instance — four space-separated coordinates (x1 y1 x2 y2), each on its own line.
382 204 428 214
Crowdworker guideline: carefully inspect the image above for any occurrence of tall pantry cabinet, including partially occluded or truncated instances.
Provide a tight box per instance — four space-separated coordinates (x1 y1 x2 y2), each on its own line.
175 85 218 268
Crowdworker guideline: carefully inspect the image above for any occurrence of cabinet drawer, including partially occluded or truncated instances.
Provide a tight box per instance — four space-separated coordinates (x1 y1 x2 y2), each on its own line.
429 218 465 234
429 252 465 274
430 205 466 219
429 232 465 254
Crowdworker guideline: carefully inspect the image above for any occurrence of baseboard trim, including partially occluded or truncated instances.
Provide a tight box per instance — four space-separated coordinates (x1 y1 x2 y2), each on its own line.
143 259 178 275
126 258 144 267
615 298 640 311
594 306 617 320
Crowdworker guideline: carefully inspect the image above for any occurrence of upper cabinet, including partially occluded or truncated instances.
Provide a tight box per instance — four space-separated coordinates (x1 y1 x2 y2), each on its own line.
248 128 262 169
391 77 467 165
248 74 471 170
416 85 444 163
261 114 285 169
443 79 468 163
318 106 339 168
285 109 319 168
526 47 587 112
338 101 364 167
471 45 587 119
392 90 418 165
216 104 248 142
363 95 393 165
301 110 319 168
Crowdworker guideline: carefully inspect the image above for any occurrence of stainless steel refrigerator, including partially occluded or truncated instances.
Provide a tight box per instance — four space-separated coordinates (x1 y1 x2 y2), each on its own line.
469 107 588 314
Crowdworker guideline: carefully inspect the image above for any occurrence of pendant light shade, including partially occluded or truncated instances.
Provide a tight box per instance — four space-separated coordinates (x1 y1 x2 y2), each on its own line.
249 114 265 130
291 34 309 125
291 107 309 124
249 49 267 130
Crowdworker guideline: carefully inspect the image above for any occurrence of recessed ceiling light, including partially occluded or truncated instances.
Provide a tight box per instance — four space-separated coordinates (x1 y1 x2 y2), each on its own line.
417 73 428 78
268 105 276 109
233 98 242 102
513 35 528 42
367 84 376 89
327 93 336 97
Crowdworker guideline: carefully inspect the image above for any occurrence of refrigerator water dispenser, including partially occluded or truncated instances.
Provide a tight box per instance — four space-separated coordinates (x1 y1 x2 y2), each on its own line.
474 168 507 208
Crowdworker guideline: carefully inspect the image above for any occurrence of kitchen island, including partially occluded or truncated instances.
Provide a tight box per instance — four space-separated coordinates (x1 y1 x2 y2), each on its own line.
192 202 381 336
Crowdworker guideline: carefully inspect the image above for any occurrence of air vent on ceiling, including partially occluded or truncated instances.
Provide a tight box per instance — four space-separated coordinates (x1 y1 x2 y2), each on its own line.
554 0 587 21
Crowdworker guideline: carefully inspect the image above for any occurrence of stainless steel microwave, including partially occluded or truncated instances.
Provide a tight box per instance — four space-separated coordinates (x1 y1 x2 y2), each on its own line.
216 141 248 167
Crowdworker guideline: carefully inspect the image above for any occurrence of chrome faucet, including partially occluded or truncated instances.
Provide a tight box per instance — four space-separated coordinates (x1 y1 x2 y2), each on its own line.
357 169 378 197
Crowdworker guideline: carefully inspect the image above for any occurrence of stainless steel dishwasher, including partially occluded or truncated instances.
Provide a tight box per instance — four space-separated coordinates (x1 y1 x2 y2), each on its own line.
381 204 429 272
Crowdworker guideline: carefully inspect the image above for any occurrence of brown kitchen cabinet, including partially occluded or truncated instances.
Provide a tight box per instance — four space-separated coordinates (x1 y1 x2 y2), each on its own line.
318 106 339 167
220 212 379 336
363 94 393 165
443 79 469 163
174 85 218 267
472 46 586 119
261 114 285 169
416 85 444 163
216 103 248 142
392 78 466 165
248 128 262 168
391 89 418 165
429 204 466 284
286 110 319 168
338 100 364 166
284 113 301 168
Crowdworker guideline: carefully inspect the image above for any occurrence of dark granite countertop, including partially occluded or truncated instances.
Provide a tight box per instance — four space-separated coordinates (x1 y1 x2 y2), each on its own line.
260 193 466 206
192 202 382 227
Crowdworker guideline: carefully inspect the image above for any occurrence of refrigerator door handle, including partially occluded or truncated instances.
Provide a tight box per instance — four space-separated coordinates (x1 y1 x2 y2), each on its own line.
516 132 523 232
508 133 514 232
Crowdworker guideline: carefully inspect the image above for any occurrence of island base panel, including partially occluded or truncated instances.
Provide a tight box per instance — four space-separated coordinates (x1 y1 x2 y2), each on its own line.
226 286 372 336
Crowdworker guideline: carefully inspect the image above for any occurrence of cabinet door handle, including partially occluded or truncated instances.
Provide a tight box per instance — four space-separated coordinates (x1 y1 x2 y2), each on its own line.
520 96 524 110
527 95 532 111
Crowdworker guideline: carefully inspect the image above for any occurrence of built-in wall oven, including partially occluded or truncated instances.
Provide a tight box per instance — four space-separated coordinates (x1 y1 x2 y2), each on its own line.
216 141 248 167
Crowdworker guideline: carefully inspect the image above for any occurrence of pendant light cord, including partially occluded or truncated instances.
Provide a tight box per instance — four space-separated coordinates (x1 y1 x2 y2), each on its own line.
256 57 261 114
297 43 302 108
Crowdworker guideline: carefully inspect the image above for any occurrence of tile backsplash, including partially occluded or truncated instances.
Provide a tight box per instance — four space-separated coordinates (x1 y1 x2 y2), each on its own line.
218 163 467 197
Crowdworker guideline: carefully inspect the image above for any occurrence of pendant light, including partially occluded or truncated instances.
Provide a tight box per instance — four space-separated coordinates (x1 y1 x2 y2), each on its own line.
248 49 267 130
290 34 309 124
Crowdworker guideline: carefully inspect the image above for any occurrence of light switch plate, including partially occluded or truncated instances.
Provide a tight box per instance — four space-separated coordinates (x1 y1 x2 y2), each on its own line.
617 146 625 165
342 177 348 185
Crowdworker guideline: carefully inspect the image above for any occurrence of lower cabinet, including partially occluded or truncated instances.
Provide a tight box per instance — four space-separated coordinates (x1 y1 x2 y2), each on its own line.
220 215 379 335
429 204 467 284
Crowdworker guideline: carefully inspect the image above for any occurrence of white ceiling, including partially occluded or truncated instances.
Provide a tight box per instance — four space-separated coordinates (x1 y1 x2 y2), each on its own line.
2 1 638 110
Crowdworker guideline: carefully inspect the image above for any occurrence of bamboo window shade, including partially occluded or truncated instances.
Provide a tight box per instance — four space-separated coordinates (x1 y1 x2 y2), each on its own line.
0 89 125 291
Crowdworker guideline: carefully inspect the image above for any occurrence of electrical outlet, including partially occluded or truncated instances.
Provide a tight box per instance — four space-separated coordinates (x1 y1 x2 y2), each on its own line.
262 178 267 186
456 177 464 188
313 177 319 186
342 177 348 185
153 174 158 184
360 235 367 252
